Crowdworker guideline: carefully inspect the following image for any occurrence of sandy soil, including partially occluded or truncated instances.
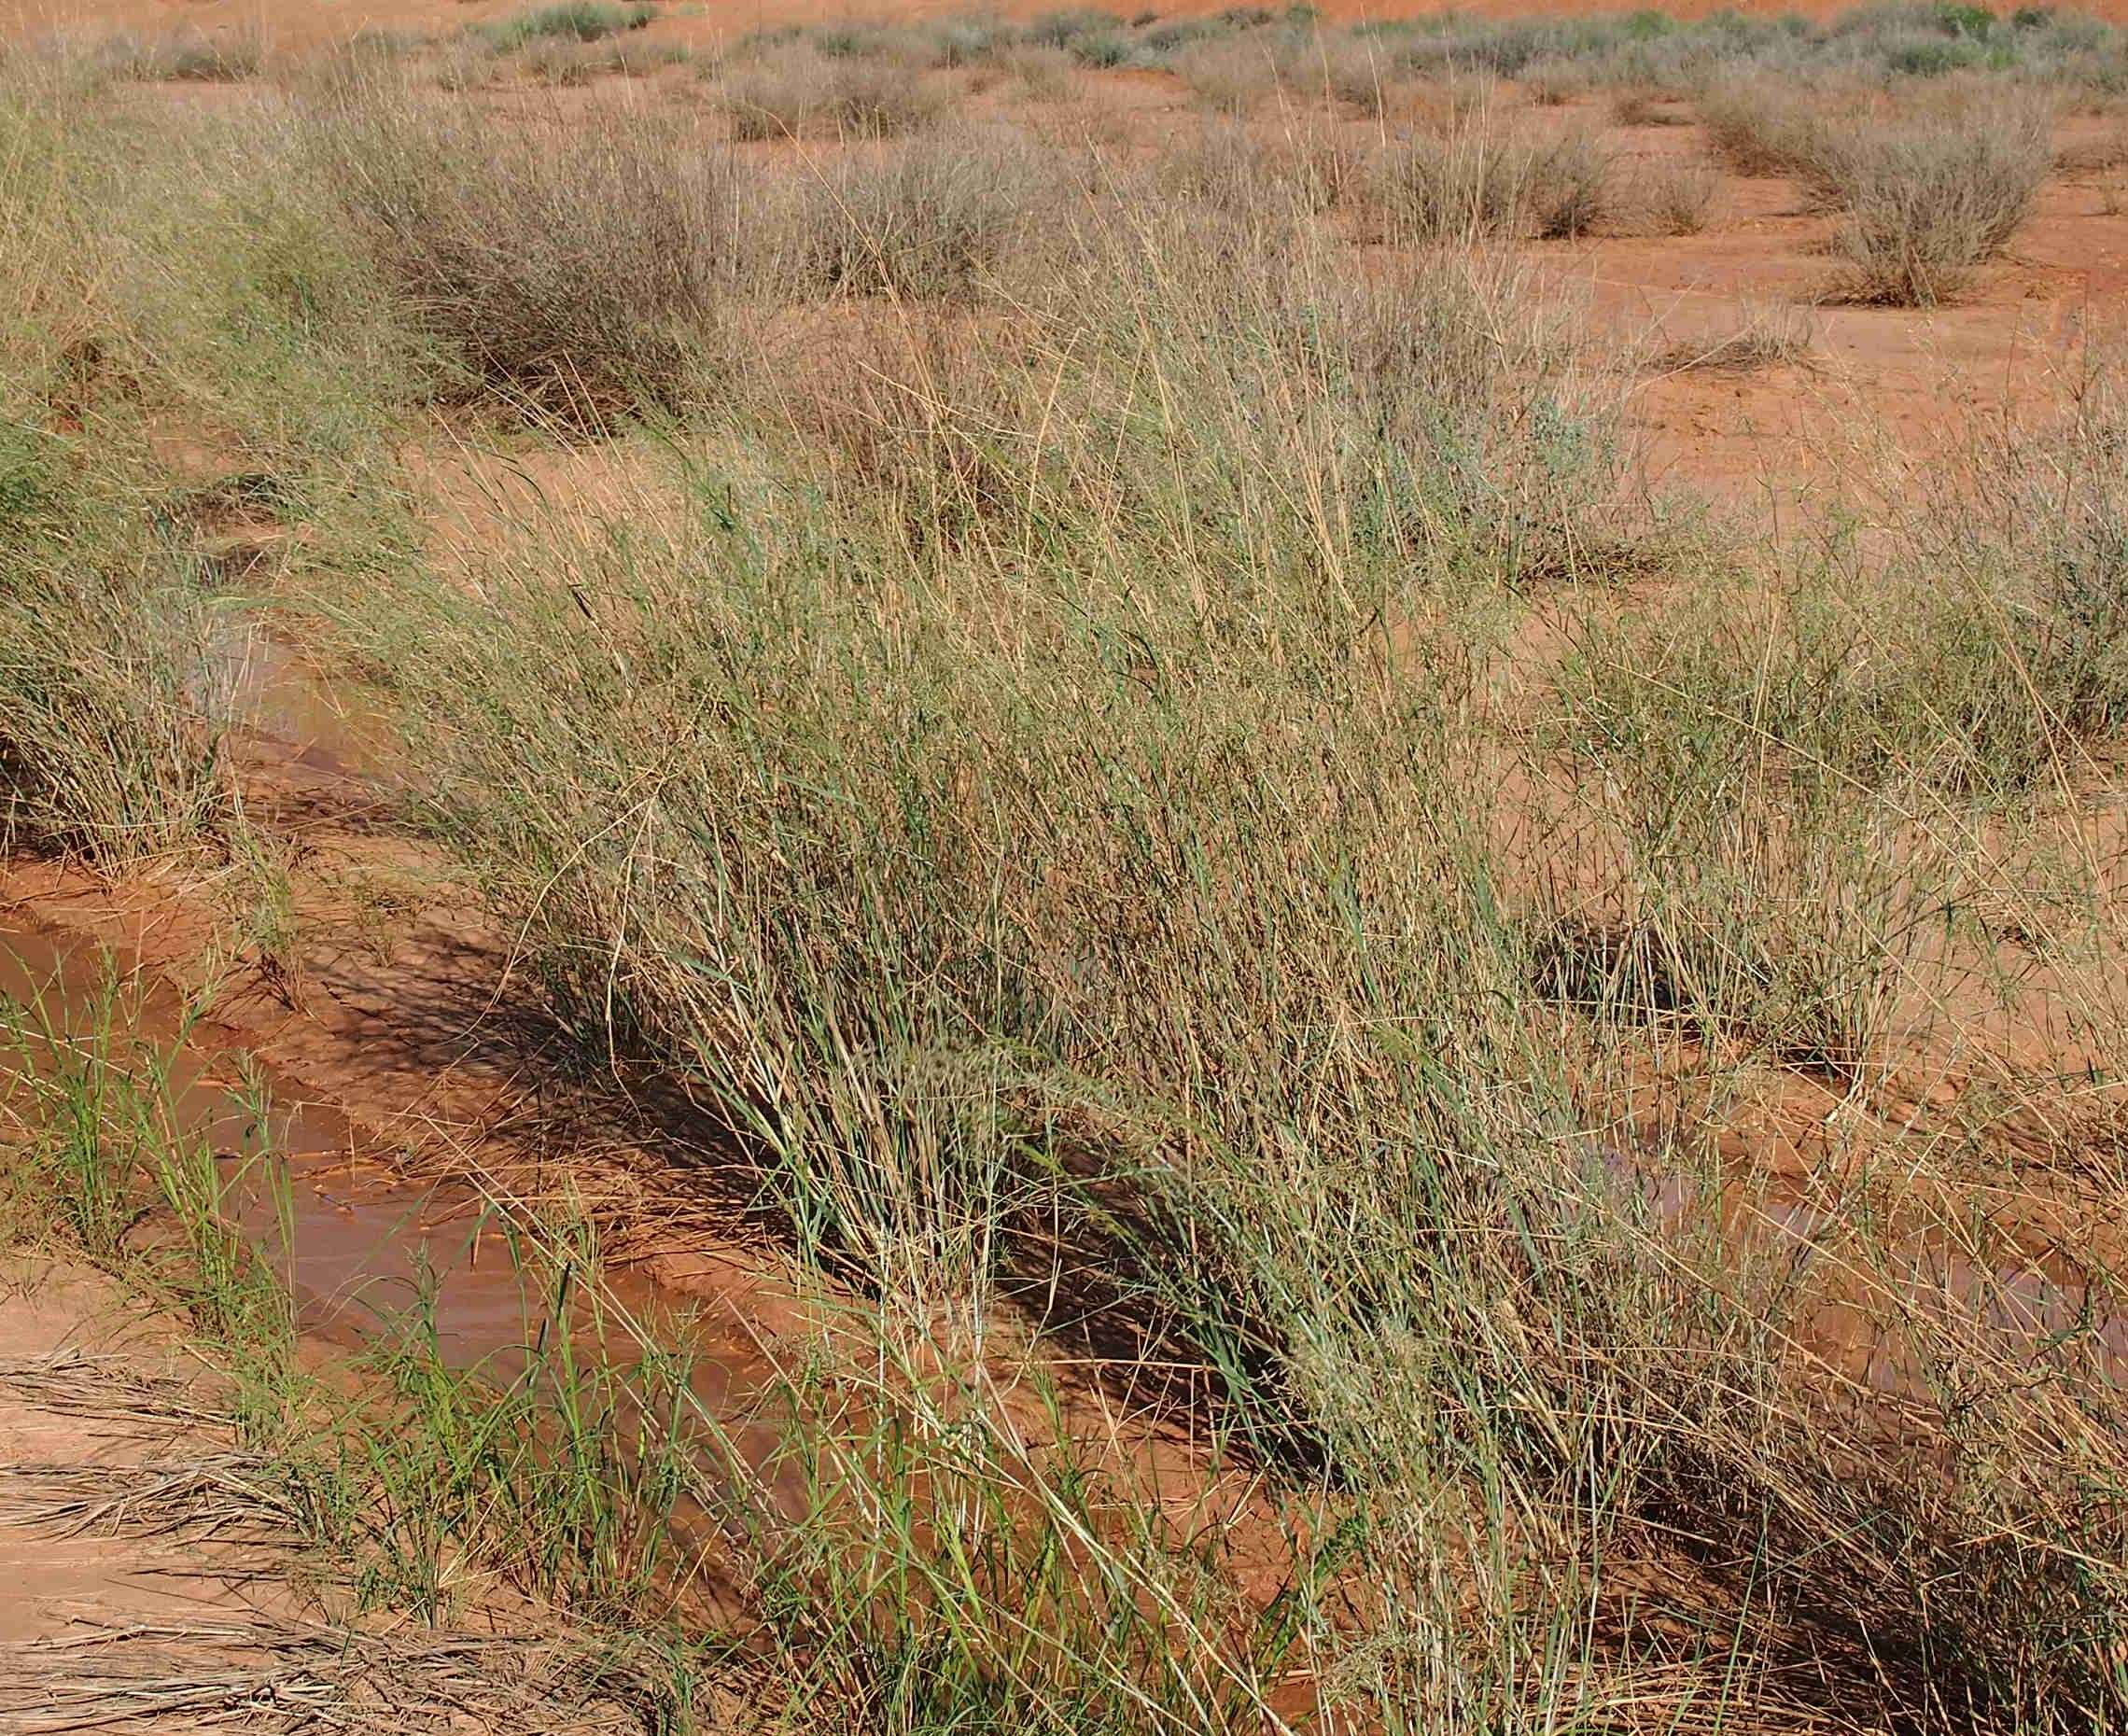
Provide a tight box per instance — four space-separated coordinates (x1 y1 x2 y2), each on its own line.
0 1261 259 1652
0 1256 755 1730
1575 122 2128 518
14 0 2128 62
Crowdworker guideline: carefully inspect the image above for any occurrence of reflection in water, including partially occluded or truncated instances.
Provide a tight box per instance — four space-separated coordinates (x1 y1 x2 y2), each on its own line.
225 630 381 782
1596 1135 2128 1402
0 921 800 1535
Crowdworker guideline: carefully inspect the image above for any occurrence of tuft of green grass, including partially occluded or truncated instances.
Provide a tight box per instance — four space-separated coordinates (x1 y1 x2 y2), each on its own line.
717 44 947 140
0 525 243 867
0 956 1335 1728
0 960 293 1331
1822 92 2054 303
1372 119 1616 240
304 148 2128 1732
0 409 247 869
476 1 656 53
300 88 727 420
0 959 707 1628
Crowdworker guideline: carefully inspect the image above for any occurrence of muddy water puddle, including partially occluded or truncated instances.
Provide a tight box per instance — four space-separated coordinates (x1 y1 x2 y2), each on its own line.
0 916 800 1522
226 629 385 784
1603 1142 2128 1401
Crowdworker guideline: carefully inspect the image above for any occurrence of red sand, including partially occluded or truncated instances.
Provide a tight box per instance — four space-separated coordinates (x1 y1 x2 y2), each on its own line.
15 0 2128 58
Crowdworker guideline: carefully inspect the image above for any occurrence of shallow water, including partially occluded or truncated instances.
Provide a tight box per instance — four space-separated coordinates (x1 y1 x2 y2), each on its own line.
1600 1138 2128 1400
0 916 795 1511
227 629 384 783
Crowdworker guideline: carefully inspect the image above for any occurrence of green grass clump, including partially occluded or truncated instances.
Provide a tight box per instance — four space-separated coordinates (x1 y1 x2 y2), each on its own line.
1 964 692 1589
1822 93 2053 302
303 165 2128 1733
0 959 1327 1727
1372 120 1616 241
301 90 725 419
477 1 656 52
0 966 707 1629
0 497 243 867
0 71 422 866
332 221 1630 1293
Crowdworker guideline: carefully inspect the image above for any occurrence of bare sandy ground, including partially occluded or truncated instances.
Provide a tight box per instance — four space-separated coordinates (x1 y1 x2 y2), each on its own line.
0 1263 245 1648
0 1257 705 1732
16 0 2128 60
0 1259 320 1731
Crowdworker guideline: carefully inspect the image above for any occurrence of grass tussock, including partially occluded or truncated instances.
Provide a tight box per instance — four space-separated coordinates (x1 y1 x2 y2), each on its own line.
1641 302 1814 372
1374 119 1616 240
0 468 242 866
1822 93 2054 302
1155 122 1358 217
10 34 2128 1736
1700 78 2052 301
995 41 1083 100
717 42 948 140
99 25 264 83
304 92 728 417
775 133 1051 299
474 1 656 53
1611 85 1691 126
515 33 691 84
333 290 2128 1720
1307 30 1401 113
1697 76 1859 182
1629 153 1719 233
1174 35 1288 114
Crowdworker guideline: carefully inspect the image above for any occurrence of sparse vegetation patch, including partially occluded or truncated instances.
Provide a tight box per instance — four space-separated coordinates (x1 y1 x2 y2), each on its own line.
6 13 2128 1735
